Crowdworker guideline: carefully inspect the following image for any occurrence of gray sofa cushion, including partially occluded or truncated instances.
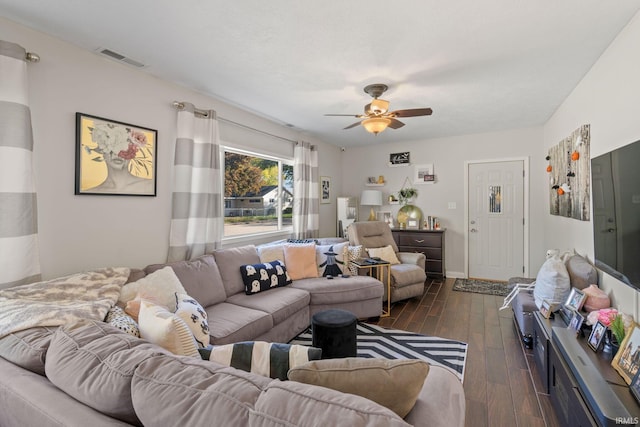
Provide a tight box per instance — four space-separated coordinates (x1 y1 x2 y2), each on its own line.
226 287 310 324
390 264 427 287
0 326 56 375
144 254 227 307
45 320 167 425
131 353 272 426
251 380 410 426
291 275 383 306
213 245 261 296
205 302 274 345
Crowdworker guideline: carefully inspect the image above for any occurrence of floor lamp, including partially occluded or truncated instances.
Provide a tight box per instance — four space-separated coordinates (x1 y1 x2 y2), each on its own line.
360 190 382 221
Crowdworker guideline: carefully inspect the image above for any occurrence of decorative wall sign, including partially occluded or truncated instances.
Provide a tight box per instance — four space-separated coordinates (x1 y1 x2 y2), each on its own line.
75 113 157 196
548 124 590 220
320 176 331 204
389 152 410 167
414 163 435 184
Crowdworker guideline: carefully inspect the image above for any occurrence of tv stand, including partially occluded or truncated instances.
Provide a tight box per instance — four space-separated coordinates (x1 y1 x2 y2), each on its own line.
533 311 640 426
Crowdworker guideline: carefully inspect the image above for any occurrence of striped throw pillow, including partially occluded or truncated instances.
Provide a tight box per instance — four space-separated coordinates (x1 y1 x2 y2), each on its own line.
199 341 322 380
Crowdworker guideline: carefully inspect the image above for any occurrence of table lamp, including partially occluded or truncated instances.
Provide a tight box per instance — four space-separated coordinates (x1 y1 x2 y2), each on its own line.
360 190 382 221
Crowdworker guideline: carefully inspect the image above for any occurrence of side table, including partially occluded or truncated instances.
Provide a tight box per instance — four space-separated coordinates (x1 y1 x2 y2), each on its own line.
351 258 391 317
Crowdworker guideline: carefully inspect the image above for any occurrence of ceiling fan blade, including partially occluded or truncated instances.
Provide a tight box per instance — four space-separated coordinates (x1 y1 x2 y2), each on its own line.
324 113 360 117
343 121 362 130
388 118 405 129
391 108 433 118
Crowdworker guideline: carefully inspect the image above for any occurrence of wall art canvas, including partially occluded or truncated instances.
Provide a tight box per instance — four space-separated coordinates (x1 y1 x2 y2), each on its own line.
75 113 157 196
320 176 331 203
548 124 590 220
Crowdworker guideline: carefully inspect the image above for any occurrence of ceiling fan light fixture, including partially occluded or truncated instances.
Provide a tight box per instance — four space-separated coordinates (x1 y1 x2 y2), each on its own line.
362 117 391 135
370 98 389 114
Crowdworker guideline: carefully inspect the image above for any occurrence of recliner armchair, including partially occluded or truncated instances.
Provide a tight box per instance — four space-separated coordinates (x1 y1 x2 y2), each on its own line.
348 221 426 303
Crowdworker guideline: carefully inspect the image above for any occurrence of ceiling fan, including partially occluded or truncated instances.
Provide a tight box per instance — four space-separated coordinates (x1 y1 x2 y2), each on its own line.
325 84 433 135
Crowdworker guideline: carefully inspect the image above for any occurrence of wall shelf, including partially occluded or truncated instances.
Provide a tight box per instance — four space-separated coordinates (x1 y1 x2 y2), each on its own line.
365 183 385 187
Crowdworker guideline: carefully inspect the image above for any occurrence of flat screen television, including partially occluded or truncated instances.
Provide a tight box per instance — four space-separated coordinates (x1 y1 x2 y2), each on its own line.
591 139 640 290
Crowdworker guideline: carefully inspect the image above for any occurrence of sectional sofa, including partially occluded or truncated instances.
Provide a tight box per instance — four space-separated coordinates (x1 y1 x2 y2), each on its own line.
0 239 465 426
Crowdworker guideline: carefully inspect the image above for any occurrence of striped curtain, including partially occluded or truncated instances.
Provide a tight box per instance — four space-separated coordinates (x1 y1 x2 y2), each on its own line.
292 141 319 239
0 41 41 289
167 102 222 262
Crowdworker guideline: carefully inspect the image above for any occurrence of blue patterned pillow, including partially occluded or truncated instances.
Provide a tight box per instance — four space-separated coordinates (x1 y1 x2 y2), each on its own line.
240 260 292 295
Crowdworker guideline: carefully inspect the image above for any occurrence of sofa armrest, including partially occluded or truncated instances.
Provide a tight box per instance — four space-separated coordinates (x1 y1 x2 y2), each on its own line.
397 252 426 270
404 366 465 427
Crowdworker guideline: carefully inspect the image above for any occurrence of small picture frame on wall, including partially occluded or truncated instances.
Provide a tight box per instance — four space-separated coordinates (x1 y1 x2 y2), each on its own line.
75 113 157 196
414 164 435 184
320 176 331 204
389 151 410 167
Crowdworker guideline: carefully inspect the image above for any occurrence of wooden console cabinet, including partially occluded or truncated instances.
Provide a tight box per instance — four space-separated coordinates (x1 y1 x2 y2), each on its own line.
391 229 445 279
533 311 640 426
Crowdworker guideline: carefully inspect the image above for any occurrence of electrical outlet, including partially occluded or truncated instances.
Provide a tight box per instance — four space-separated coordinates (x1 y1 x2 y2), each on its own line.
448 202 457 209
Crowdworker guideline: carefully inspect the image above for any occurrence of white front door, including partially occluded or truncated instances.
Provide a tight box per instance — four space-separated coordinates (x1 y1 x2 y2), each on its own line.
467 160 525 280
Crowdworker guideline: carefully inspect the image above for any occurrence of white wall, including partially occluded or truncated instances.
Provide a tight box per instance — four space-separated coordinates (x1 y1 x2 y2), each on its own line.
543 11 640 316
341 127 546 278
0 17 341 279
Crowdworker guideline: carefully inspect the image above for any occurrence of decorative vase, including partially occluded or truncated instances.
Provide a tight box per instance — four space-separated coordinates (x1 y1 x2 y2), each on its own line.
397 205 423 229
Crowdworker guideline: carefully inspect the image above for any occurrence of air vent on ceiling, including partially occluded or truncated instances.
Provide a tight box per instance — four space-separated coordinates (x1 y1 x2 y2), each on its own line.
96 48 146 68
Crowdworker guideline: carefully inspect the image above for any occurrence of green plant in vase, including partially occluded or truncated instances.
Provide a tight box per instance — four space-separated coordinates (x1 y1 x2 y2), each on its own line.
398 187 418 205
610 314 625 347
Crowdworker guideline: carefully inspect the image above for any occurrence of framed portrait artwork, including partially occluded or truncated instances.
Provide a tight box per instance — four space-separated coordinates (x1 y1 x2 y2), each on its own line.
564 288 587 312
612 323 640 384
75 113 157 196
567 311 584 335
588 321 607 352
320 176 331 204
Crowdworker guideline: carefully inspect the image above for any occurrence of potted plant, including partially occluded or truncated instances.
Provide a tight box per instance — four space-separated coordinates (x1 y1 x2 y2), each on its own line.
398 187 418 205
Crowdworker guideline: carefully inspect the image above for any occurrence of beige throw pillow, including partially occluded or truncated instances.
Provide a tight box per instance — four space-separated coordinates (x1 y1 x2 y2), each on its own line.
283 243 319 280
138 301 200 357
288 357 429 418
367 245 401 265
119 266 186 312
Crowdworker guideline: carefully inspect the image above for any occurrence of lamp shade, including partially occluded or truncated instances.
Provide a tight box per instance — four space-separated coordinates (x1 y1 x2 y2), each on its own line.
360 190 382 206
362 117 391 135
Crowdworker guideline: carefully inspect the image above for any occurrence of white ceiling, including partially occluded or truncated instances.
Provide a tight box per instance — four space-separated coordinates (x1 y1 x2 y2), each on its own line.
2 1 639 147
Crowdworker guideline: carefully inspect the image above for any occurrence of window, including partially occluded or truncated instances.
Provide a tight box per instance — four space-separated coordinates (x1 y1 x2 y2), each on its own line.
223 148 293 238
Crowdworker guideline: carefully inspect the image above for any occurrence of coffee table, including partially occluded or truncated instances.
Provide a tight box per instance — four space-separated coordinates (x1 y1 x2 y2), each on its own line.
351 258 391 317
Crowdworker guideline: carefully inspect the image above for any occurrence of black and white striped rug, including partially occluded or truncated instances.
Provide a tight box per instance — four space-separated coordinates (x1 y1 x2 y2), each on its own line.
290 322 467 382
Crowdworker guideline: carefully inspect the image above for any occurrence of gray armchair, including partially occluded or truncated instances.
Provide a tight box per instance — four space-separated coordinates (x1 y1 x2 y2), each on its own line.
348 221 426 303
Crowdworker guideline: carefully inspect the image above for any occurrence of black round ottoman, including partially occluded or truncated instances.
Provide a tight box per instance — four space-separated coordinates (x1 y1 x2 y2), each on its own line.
311 309 357 359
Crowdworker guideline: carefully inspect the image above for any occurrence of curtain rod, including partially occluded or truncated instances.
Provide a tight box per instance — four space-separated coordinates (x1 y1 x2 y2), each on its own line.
172 101 297 144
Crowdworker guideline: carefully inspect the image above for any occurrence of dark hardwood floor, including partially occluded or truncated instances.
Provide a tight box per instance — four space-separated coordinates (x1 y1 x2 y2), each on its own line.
376 277 562 427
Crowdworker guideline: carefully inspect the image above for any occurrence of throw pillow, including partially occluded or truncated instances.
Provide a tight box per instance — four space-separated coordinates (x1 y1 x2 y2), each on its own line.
118 266 186 312
105 305 140 337
286 238 319 244
200 341 322 380
287 357 429 418
137 300 200 357
257 244 285 264
565 253 598 290
283 243 319 280
240 260 291 295
367 245 401 265
316 242 349 277
345 245 363 275
532 255 571 309
174 293 210 348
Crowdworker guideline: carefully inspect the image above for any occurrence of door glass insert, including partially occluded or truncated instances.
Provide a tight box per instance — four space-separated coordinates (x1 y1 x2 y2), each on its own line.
489 185 502 213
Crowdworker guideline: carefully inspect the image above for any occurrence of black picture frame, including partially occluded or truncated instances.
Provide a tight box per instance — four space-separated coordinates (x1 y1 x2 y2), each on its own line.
567 311 584 334
588 320 607 351
389 152 410 166
75 113 157 196
631 369 640 404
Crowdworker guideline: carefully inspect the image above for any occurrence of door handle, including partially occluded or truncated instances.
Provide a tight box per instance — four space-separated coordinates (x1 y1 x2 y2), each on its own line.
470 229 477 233
414 239 425 243
607 228 615 233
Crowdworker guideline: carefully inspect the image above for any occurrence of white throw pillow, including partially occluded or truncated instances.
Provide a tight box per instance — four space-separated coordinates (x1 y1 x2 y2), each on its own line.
258 244 285 264
118 266 186 312
533 255 571 309
367 245 401 265
174 293 210 348
138 300 200 357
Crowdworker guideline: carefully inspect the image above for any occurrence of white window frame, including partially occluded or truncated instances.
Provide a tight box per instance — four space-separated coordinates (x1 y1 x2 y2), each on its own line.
221 146 293 244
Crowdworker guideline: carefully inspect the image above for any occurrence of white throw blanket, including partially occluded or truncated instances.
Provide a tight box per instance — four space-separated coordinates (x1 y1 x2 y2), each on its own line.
0 267 130 339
